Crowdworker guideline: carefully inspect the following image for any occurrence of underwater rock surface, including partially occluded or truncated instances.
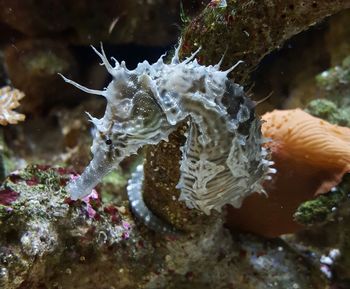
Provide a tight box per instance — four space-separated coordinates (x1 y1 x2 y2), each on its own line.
0 165 327 289
0 0 205 46
4 39 79 114
0 0 350 288
181 0 350 83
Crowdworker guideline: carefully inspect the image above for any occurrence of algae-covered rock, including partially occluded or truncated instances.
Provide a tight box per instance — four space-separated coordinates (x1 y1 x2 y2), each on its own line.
0 165 328 289
4 39 80 113
292 99 350 287
316 55 350 105
305 99 350 126
317 65 350 96
294 175 350 226
181 0 350 84
0 0 205 46
0 129 16 183
0 165 141 289
296 194 350 287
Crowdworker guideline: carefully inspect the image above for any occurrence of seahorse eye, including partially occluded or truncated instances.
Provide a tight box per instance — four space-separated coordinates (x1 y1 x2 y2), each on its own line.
105 139 112 145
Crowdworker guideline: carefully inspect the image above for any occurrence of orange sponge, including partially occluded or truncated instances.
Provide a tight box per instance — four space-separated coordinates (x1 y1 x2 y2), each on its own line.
226 109 350 238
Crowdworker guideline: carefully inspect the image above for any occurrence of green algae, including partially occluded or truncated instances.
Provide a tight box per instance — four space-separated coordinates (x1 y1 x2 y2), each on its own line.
316 55 350 89
25 50 69 75
0 129 16 183
294 186 347 225
294 175 350 226
305 99 350 126
316 55 350 105
179 1 191 25
0 165 70 225
100 170 128 203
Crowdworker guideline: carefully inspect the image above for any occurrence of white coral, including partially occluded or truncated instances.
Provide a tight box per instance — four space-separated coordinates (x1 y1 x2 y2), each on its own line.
0 86 25 126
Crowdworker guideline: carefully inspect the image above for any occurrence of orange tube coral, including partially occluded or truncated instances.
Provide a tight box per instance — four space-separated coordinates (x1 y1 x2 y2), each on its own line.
226 109 350 238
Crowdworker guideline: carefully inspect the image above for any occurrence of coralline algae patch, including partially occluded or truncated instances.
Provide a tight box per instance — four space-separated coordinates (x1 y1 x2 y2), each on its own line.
0 188 19 206
226 109 350 237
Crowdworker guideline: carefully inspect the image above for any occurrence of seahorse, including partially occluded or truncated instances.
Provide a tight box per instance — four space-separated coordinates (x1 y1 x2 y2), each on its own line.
60 41 274 233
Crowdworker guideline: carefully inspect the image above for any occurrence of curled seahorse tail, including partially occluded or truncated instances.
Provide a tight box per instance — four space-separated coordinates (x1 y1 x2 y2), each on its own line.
127 164 179 236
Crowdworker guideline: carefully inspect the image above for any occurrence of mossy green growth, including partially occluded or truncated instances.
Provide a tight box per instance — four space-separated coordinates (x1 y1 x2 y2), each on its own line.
0 129 16 183
0 165 70 224
179 1 191 25
180 0 252 82
305 99 350 127
25 50 69 75
316 56 350 90
22 165 63 191
316 55 350 105
100 170 127 203
294 174 350 225
0 204 12 222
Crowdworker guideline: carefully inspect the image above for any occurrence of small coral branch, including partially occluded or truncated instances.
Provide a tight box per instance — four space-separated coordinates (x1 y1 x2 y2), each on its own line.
0 86 25 125
181 0 350 83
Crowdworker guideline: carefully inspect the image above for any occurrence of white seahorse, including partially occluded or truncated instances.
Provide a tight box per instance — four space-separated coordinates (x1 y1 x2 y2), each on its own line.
60 41 274 233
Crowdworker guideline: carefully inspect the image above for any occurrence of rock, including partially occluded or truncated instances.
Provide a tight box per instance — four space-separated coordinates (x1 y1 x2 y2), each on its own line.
0 0 206 46
4 39 80 114
0 165 327 289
